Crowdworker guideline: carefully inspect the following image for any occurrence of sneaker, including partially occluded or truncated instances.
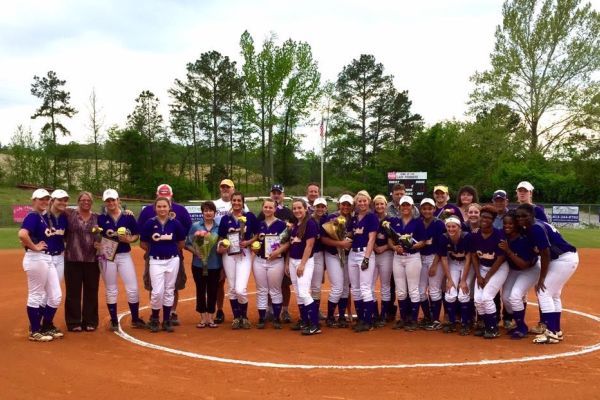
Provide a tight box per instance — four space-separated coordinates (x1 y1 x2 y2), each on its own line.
291 320 306 331
386 305 398 322
231 317 242 330
529 321 547 335
265 310 274 322
337 317 349 328
272 319 282 330
459 325 471 336
473 320 485 337
149 319 160 333
442 322 456 333
109 320 119 332
326 318 339 328
503 320 516 331
256 318 266 329
424 320 443 331
533 330 560 344
29 331 53 342
319 311 327 321
170 312 180 326
374 319 386 328
556 330 564 341
131 318 147 329
352 321 365 332
281 310 292 324
354 323 374 333
404 321 418 332
301 324 322 336
484 328 501 339
162 320 174 333
241 318 252 329
418 318 432 330
215 309 225 324
43 326 65 339
392 319 405 330
510 329 527 340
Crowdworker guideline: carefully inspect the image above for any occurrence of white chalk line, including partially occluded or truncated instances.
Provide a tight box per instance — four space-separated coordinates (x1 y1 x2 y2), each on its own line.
115 299 600 370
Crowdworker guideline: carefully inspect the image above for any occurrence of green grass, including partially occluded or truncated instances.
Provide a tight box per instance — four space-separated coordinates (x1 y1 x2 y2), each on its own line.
560 228 600 249
0 227 20 249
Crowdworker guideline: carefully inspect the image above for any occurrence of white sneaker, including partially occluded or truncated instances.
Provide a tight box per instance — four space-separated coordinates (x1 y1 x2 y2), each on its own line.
533 330 559 344
29 332 53 342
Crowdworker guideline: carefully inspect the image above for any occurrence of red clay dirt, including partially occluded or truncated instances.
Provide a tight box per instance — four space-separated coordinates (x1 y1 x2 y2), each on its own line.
2 248 599 399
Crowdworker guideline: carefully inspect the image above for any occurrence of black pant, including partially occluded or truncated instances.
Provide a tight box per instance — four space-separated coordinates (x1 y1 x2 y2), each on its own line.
192 267 221 314
64 261 100 329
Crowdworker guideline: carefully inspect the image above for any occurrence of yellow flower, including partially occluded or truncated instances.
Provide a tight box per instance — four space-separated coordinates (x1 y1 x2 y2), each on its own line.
336 216 346 225
382 220 390 228
238 216 247 224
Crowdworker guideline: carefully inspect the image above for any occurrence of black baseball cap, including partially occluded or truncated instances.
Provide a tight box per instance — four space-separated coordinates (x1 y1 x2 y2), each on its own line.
271 184 284 193
493 190 508 200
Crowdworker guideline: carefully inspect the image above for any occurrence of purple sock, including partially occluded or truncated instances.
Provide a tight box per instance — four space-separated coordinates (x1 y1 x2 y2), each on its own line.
107 303 118 323
364 301 373 325
308 302 319 326
151 308 160 320
338 298 348 319
442 298 449 320
431 299 442 321
488 313 498 330
38 306 45 327
128 302 140 322
299 304 308 324
398 299 409 321
410 301 419 322
314 299 321 315
557 312 561 332
272 303 282 321
459 302 471 326
42 306 58 327
420 300 431 320
354 300 364 322
27 306 41 332
229 299 240 319
240 302 248 318
258 309 266 321
162 306 172 322
447 301 457 323
547 312 559 332
513 309 526 333
327 301 337 319
373 301 380 320
379 301 388 320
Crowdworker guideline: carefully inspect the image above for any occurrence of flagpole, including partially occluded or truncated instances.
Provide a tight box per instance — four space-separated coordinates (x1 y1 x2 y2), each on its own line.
320 116 324 196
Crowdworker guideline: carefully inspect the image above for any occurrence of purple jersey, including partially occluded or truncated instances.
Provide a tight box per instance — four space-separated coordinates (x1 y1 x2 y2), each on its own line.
21 212 57 254
349 212 379 249
320 213 351 256
137 202 192 234
435 203 464 223
437 232 471 261
44 212 68 254
98 212 139 254
141 217 186 258
527 221 576 260
311 215 326 253
257 218 287 258
375 217 390 247
421 218 446 256
387 216 426 254
470 228 505 267
506 234 537 270
289 218 319 259
533 204 548 223
218 212 258 241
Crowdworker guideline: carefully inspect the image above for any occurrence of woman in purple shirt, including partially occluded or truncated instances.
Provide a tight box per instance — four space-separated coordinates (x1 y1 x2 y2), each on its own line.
471 205 509 339
516 204 578 344
372 195 393 327
347 191 379 332
140 197 186 333
18 189 63 342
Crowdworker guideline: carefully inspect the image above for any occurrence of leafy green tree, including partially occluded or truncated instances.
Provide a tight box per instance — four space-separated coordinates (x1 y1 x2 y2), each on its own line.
470 0 600 154
30 70 77 187
127 90 164 174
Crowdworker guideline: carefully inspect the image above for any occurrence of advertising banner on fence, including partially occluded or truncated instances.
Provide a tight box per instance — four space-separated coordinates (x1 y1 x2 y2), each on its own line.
387 172 428 202
551 205 579 223
185 205 204 223
13 205 33 223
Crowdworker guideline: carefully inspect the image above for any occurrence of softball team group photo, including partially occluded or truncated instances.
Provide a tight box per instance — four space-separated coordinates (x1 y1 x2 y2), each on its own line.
19 178 579 346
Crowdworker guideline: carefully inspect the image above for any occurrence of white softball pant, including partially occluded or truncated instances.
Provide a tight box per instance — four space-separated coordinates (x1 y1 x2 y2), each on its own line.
348 249 376 302
41 253 65 307
23 252 62 308
223 249 252 304
325 252 350 303
373 251 393 301
311 251 325 301
502 263 540 313
289 257 315 306
419 254 444 302
393 253 422 302
149 256 179 309
445 259 474 303
100 252 140 304
474 262 509 315
253 256 284 309
537 252 579 313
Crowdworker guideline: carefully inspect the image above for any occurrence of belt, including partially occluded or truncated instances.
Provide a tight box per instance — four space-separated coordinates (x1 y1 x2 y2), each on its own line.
151 255 177 260
26 249 63 256
449 256 466 261
352 247 366 252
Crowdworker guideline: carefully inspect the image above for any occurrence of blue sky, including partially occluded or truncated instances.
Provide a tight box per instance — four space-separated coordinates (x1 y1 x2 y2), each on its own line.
2 0 590 151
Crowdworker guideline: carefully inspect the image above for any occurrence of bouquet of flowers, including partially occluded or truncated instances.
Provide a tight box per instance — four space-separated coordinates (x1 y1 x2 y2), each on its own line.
381 221 416 251
322 215 351 266
193 230 219 276
91 225 104 242
238 215 247 240
399 234 417 251
277 222 294 244
439 208 455 220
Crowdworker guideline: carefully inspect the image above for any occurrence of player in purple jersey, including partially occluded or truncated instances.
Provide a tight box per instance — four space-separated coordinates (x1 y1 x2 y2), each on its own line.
433 184 464 223
321 194 353 328
471 205 510 339
464 203 481 233
372 195 393 327
310 198 327 321
252 199 287 329
516 204 579 344
97 189 146 331
387 195 426 332
18 189 63 342
418 198 446 331
46 190 69 283
457 185 479 222
347 191 379 332
140 197 186 333
498 210 540 339
217 191 258 329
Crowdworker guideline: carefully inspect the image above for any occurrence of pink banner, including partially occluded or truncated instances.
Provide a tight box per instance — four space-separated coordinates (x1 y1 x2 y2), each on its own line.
13 205 33 223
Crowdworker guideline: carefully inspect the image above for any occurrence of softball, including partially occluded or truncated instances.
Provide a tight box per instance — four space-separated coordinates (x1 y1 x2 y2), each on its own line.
221 239 231 248
251 241 261 251
117 227 127 235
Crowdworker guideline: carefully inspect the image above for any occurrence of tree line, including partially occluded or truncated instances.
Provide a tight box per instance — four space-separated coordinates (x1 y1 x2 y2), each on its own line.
2 0 599 202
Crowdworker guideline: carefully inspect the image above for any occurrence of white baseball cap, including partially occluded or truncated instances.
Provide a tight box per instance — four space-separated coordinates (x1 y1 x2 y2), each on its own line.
517 181 534 191
31 188 50 200
102 189 119 201
400 195 414 206
420 198 435 207
338 194 354 205
314 197 327 207
50 189 69 199
445 216 462 227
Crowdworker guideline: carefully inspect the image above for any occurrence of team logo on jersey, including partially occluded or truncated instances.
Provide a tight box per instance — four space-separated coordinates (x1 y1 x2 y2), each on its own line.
449 250 466 259
377 233 385 240
44 227 65 237
476 251 495 260
152 232 173 241
353 226 364 235
290 236 301 244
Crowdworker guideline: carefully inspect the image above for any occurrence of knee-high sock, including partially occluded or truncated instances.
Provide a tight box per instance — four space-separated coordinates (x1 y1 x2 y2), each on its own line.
410 301 419 322
459 302 471 326
229 299 240 319
162 305 172 322
27 306 41 333
446 301 457 324
398 299 409 321
299 304 308 324
513 309 527 333
354 300 364 322
308 302 320 326
258 309 266 321
128 302 140 322
272 303 282 321
338 298 348 320
327 300 337 319
420 300 431 320
430 299 442 321
107 303 118 323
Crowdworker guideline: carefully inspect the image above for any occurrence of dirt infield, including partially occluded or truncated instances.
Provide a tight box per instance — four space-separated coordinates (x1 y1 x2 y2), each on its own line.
2 248 599 399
